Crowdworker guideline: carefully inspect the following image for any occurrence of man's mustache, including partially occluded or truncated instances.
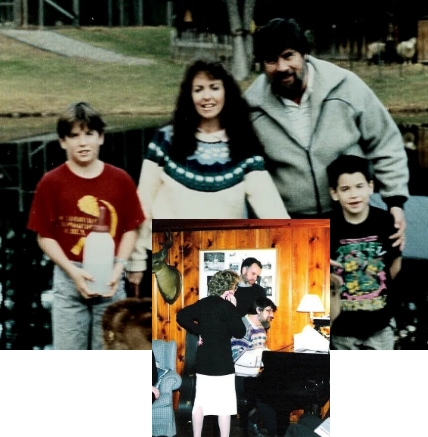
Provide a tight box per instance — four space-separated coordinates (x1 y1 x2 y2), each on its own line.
275 71 294 80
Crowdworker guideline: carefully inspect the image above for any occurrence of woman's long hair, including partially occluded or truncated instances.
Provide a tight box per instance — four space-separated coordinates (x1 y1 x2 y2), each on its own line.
170 58 265 164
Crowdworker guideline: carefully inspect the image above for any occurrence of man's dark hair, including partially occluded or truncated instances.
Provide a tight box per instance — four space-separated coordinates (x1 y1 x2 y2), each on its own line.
255 18 309 62
248 297 277 315
57 101 106 139
240 257 263 273
327 154 373 189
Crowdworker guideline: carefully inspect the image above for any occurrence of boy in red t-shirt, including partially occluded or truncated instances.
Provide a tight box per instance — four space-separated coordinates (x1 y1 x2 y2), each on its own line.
27 102 145 350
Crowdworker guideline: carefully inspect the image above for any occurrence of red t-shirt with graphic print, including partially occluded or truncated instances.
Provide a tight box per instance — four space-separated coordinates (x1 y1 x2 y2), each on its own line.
27 163 145 262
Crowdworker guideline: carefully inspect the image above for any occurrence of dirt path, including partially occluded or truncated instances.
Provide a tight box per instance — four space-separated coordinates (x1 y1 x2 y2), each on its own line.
0 28 154 65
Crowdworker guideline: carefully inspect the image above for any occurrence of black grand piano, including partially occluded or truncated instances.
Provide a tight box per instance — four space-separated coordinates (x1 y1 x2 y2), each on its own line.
244 350 330 435
177 333 330 436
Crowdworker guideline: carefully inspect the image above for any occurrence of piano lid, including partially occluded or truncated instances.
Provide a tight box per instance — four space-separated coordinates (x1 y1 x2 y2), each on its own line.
260 350 330 378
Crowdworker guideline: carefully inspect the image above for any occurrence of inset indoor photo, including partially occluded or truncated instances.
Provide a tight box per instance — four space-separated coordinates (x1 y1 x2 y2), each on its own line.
152 219 330 437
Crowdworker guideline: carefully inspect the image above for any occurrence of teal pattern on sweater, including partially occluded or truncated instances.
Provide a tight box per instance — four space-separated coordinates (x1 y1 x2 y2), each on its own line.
146 125 266 193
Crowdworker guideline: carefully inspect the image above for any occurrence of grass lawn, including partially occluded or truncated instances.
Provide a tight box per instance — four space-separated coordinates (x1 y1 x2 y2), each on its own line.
334 60 428 113
0 26 185 141
55 26 173 59
1 26 428 142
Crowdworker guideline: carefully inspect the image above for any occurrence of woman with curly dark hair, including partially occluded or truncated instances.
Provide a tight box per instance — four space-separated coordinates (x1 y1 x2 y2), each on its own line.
139 58 289 220
177 269 246 437
126 59 289 288
170 59 268 165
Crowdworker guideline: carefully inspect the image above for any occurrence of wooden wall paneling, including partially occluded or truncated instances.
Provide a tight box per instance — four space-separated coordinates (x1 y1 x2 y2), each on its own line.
152 230 166 341
152 231 182 342
307 226 326 311
182 231 201 307
254 227 269 248
324 227 331 315
315 227 330 311
200 230 217 251
236 228 258 249
152 232 160 340
324 227 330 310
324 228 330 308
292 227 310 336
269 226 293 350
168 231 185 349
153 231 174 340
215 228 236 248
175 230 201 377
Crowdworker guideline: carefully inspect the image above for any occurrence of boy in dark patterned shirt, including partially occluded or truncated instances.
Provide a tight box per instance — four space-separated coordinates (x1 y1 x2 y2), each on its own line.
328 155 402 350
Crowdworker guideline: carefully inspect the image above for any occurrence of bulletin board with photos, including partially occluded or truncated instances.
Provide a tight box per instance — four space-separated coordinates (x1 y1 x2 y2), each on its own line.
199 249 277 302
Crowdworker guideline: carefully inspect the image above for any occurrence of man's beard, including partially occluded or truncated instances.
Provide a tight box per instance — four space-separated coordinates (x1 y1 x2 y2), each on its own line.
243 276 255 286
271 72 304 100
260 319 271 329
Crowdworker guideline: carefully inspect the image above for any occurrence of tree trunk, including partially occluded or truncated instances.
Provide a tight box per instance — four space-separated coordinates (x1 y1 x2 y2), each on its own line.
225 0 250 81
243 0 256 71
231 34 249 81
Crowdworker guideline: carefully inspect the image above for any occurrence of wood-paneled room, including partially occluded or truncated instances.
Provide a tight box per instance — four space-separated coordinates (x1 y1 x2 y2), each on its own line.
152 219 330 437
153 220 329 369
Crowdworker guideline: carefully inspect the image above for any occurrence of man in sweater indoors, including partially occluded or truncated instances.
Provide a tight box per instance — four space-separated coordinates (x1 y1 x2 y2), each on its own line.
232 297 278 437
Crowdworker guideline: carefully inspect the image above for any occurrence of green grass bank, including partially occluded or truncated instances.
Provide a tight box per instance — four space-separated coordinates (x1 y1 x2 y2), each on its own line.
1 26 428 142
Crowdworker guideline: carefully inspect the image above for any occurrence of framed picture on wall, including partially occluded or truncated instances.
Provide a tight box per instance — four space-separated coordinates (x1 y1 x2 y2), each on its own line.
199 249 277 302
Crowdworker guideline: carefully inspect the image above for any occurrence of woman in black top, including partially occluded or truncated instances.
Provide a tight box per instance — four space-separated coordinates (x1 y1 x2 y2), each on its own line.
177 269 245 437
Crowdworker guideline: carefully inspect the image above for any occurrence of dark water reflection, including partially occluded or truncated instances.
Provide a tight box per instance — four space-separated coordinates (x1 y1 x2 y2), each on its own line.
0 120 426 349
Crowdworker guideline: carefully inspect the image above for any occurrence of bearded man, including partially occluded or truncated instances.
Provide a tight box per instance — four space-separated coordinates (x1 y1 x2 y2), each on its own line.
235 257 267 317
231 297 278 437
244 17 407 251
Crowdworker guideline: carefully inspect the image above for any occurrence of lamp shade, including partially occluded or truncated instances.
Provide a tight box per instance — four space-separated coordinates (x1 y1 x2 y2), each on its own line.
296 294 325 313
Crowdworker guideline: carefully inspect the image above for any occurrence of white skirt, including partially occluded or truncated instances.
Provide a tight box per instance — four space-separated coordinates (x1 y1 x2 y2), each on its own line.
192 373 237 416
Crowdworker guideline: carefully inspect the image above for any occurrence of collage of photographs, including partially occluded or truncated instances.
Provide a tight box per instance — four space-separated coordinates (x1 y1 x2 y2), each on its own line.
1 1 427 437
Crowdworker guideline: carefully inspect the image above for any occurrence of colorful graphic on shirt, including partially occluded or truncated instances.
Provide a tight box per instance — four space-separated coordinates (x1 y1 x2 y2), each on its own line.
334 236 387 312
59 195 118 256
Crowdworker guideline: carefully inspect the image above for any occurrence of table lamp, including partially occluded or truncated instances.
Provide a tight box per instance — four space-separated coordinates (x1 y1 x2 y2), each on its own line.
296 294 325 322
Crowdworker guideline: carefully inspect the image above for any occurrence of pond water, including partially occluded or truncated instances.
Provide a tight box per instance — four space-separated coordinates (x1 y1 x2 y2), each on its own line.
0 119 426 349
